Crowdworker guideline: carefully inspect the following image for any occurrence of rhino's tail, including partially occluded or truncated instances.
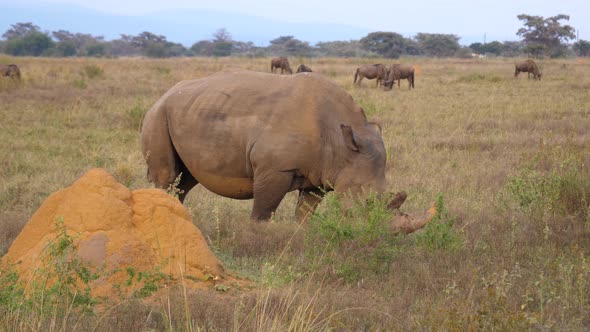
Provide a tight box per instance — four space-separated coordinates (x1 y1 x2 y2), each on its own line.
410 70 415 89
354 68 359 84
141 98 180 189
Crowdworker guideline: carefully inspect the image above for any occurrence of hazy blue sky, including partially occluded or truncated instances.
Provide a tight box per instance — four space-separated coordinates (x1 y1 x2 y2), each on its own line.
2 0 588 44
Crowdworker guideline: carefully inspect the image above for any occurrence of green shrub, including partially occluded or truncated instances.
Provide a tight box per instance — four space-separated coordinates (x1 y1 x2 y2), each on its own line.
82 64 104 79
306 192 399 282
507 154 590 221
125 102 148 131
72 78 87 89
414 194 463 251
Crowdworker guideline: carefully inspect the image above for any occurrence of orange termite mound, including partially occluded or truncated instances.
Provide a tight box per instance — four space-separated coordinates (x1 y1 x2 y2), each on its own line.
1 168 229 298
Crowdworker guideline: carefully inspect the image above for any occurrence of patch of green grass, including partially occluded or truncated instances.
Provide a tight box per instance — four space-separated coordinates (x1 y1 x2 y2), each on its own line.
507 151 590 222
72 78 87 89
414 194 463 252
456 73 503 83
306 192 399 282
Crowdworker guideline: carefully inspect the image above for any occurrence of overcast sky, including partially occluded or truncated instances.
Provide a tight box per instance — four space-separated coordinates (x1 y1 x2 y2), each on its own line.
3 0 589 43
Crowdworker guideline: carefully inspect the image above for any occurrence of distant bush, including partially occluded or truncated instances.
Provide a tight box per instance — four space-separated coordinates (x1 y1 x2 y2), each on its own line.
507 152 590 222
72 78 87 89
82 64 104 79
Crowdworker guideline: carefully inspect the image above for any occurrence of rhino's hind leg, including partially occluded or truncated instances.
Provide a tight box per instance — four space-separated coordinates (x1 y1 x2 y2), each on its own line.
251 172 294 221
177 170 199 203
295 188 325 223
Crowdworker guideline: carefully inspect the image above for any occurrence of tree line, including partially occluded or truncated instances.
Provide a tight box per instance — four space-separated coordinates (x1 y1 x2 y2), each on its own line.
1 15 589 59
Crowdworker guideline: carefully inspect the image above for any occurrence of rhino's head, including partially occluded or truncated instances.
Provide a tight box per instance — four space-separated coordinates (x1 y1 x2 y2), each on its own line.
333 123 387 198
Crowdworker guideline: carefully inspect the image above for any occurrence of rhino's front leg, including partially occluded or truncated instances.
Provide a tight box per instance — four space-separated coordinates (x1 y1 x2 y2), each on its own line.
295 188 325 223
251 171 293 221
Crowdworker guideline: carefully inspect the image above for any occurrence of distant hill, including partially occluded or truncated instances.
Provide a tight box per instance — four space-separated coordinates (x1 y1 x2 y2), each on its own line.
0 3 374 46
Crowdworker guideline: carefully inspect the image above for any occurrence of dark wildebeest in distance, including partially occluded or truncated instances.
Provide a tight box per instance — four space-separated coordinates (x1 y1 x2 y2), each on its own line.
296 64 312 73
354 64 388 87
383 64 415 90
514 59 542 80
271 57 293 74
0 64 21 81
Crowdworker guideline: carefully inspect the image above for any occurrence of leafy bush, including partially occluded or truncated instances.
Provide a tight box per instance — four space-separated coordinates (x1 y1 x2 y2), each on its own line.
72 78 87 89
507 154 590 222
125 103 148 131
306 193 399 282
414 194 463 251
82 64 104 79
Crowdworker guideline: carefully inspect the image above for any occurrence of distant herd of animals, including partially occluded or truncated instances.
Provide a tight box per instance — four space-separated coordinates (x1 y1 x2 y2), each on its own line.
1 58 543 85
268 57 541 93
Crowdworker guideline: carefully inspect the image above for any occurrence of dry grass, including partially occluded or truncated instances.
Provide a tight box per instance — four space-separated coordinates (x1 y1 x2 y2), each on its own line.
1 55 590 330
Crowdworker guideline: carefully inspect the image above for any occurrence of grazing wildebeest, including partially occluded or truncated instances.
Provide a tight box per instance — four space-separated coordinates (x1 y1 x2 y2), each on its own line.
354 64 388 87
383 64 415 90
296 64 312 73
141 69 434 232
0 64 21 80
514 59 542 80
271 57 293 74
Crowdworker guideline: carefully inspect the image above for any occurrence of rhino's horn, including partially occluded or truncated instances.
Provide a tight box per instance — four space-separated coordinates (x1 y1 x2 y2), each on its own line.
389 202 437 235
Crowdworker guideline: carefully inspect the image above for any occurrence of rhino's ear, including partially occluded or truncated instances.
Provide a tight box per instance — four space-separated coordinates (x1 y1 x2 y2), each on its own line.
359 107 368 122
367 122 382 135
341 124 359 152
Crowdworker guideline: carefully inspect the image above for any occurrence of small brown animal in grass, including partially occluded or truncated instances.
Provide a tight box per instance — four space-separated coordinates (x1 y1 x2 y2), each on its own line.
0 64 21 80
270 57 293 74
296 64 312 73
514 59 542 80
354 64 388 87
383 64 415 90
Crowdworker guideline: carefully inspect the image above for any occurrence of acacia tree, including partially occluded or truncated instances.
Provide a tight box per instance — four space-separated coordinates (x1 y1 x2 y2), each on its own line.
212 28 233 57
269 36 312 57
2 22 40 40
516 14 576 58
359 32 412 58
415 33 460 57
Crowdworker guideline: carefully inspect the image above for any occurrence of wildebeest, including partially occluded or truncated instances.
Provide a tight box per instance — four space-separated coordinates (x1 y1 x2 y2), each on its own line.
383 64 415 90
0 64 21 80
141 69 434 232
514 59 542 80
296 64 312 73
354 64 388 87
271 57 293 74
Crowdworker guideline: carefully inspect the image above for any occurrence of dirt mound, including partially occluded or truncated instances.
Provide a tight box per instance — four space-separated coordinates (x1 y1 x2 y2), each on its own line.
1 168 229 298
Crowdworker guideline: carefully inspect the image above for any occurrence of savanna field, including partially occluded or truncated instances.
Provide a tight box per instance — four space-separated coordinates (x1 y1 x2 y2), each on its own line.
1 55 589 330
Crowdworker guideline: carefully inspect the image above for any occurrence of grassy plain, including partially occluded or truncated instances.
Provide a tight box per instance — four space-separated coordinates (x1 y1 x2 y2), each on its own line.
0 55 589 330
